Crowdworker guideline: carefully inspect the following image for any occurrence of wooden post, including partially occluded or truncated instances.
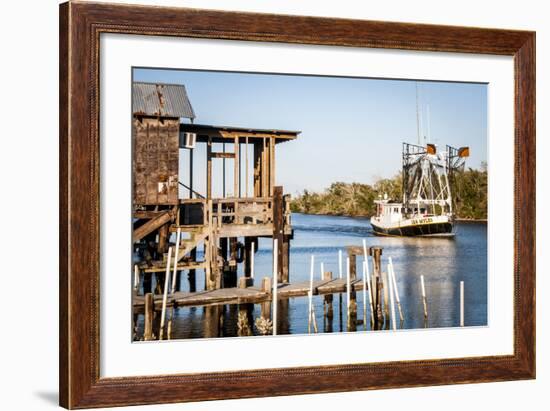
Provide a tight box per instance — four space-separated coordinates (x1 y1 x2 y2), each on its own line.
234 136 240 198
144 293 154 341
244 237 252 278
363 261 375 327
189 248 197 292
189 147 194 198
269 137 275 196
338 250 343 279
273 186 284 283
222 143 226 198
382 270 390 328
362 240 374 327
308 290 318 333
348 251 357 280
171 227 181 294
237 304 252 336
245 136 249 197
323 271 334 320
157 223 169 255
362 262 368 330
282 235 290 283
253 141 262 196
203 305 221 338
461 281 465 325
308 255 315 333
389 258 404 323
159 247 172 340
346 257 351 319
251 240 255 279
388 260 397 331
420 275 428 323
206 137 212 199
369 246 383 329
261 276 272 321
134 264 140 292
272 239 278 336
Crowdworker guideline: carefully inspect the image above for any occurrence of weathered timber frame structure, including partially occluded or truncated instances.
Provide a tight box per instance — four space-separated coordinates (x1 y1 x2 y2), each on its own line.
132 82 300 295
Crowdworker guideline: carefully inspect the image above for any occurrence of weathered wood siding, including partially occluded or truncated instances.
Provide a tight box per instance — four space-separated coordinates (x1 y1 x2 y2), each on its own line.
133 117 179 205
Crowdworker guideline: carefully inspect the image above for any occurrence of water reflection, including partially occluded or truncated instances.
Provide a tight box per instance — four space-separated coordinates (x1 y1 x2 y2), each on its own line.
135 213 487 339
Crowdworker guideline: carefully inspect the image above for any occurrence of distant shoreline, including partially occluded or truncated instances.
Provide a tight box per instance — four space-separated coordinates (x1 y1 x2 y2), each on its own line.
292 211 487 223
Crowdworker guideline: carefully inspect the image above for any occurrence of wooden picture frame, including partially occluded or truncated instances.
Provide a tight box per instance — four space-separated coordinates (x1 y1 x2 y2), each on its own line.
59 1 535 408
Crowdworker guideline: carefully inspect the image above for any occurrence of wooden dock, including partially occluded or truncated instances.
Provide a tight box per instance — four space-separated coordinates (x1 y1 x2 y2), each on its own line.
133 278 366 311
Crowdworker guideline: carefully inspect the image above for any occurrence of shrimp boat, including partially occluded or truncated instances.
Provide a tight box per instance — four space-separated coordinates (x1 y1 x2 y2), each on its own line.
371 143 469 237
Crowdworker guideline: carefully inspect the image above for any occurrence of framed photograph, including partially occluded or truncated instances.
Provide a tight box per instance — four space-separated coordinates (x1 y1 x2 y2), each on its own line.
59 2 535 408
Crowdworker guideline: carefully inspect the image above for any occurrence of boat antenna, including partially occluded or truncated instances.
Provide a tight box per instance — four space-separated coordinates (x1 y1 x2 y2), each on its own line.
426 104 431 145
416 82 421 146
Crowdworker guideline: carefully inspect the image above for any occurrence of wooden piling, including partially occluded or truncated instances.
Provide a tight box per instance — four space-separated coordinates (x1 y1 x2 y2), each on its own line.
144 292 154 341
388 257 404 323
346 257 351 318
388 260 397 331
272 239 278 336
420 274 428 322
323 271 334 322
157 223 169 255
251 240 255 279
261 277 272 321
369 246 383 329
170 227 181 294
362 240 374 328
159 246 173 340
134 264 140 292
382 270 390 327
308 290 318 333
189 248 197 292
460 281 465 327
237 304 253 336
308 255 315 333
361 262 368 330
273 186 284 283
338 250 343 279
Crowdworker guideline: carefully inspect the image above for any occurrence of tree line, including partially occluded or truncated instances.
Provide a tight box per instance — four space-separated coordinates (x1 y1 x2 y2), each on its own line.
289 164 487 220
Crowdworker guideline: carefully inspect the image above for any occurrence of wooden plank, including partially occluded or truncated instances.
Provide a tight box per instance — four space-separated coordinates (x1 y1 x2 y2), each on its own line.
132 210 173 242
210 152 235 159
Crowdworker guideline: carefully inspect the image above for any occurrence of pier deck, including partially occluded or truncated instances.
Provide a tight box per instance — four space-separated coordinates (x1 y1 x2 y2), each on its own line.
133 278 367 311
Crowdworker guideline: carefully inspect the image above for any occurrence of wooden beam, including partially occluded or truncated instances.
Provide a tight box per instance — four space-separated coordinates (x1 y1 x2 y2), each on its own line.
234 136 240 198
211 152 235 159
133 211 173 243
269 137 275 196
206 137 212 199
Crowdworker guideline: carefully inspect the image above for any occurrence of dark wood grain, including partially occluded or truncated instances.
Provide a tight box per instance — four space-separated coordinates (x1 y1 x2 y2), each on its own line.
59 1 535 408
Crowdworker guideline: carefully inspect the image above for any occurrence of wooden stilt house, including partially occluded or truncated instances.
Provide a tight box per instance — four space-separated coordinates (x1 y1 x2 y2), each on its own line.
132 82 299 292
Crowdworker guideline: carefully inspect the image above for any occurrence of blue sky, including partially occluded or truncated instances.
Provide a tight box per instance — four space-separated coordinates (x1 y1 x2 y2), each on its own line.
134 68 487 196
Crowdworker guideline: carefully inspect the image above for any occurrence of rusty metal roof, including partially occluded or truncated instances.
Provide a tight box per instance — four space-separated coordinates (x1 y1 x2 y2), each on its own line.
133 82 195 119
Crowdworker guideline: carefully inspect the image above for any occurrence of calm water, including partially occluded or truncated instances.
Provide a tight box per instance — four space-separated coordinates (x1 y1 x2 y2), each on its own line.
135 213 487 339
